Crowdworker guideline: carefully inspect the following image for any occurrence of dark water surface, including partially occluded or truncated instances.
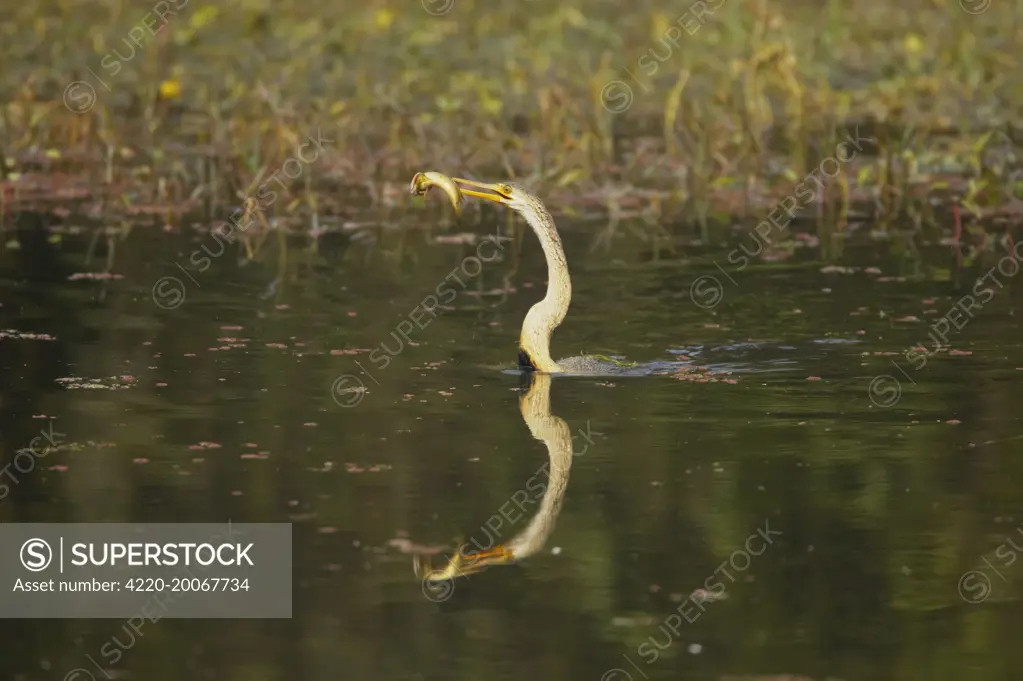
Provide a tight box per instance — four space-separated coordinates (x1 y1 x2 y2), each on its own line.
2 209 1023 681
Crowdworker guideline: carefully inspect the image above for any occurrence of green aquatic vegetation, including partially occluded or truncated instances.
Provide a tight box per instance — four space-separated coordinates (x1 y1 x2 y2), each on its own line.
0 0 1019 258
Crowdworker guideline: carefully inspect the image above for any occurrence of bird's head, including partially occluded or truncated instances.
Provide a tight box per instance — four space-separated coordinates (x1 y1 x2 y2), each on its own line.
452 178 536 214
455 179 559 241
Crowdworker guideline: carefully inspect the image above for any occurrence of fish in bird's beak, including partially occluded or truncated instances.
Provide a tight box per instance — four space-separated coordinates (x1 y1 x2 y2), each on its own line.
410 172 515 213
410 171 464 216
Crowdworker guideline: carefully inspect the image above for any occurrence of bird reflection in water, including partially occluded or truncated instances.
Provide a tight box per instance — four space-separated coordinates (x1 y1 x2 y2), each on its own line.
414 371 573 583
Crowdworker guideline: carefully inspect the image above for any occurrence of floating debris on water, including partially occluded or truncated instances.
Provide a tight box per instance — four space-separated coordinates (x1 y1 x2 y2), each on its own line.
56 375 137 390
690 588 729 603
68 272 124 281
344 463 393 473
240 452 270 460
1 329 56 341
671 366 739 384
386 537 447 556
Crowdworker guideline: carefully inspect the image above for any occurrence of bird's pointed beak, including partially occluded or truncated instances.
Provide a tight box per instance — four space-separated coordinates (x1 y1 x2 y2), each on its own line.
450 178 513 205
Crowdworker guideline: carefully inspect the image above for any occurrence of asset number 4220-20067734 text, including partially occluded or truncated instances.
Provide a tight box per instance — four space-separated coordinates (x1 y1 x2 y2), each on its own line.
125 577 250 592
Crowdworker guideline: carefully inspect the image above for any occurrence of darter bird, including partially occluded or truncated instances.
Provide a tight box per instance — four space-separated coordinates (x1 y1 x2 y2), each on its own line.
411 172 631 375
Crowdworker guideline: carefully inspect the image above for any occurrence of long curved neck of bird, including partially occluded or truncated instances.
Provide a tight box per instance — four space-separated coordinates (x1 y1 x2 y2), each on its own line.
519 203 571 373
507 372 572 558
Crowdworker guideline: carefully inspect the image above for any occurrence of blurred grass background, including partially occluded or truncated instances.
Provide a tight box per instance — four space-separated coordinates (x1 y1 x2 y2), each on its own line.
1 0 1021 240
